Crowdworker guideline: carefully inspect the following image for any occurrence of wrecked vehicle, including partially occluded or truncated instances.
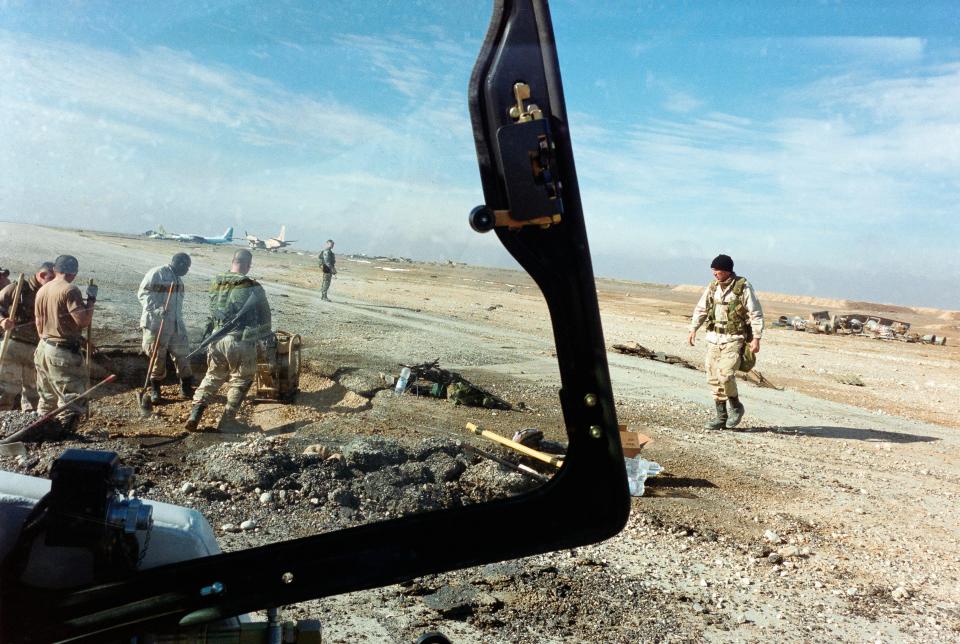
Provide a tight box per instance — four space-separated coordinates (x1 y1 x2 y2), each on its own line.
775 311 947 345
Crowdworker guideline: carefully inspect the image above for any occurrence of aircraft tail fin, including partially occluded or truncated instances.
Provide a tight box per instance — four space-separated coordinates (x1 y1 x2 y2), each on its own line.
223 227 234 241
277 225 286 242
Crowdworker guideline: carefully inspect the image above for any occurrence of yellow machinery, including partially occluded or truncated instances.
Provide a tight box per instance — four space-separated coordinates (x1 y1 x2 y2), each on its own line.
255 330 302 401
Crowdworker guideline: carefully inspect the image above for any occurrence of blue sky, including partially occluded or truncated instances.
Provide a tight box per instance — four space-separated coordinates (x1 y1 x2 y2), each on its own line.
0 1 958 308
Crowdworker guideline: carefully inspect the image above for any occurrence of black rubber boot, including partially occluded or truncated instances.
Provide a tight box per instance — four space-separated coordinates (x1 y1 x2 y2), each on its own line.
185 403 206 431
726 397 745 428
704 400 728 430
58 413 80 436
179 376 194 399
149 380 163 405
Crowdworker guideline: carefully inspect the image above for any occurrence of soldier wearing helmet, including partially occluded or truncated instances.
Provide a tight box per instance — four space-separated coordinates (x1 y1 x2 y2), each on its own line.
186 249 271 431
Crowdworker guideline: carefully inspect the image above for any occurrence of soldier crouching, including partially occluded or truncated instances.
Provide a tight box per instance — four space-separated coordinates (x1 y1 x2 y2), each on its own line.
186 249 271 432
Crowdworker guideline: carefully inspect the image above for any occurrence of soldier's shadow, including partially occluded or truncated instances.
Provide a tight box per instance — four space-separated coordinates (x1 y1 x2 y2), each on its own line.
739 425 938 444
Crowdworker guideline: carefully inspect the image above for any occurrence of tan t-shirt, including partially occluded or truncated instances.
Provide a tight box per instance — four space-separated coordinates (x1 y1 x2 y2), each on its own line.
35 277 87 341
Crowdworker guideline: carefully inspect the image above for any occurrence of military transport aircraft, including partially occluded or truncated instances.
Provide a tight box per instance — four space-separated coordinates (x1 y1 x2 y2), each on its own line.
245 225 295 250
171 227 234 244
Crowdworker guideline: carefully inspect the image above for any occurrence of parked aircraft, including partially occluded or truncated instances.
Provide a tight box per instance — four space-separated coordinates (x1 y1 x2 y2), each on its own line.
244 225 295 250
172 227 234 244
143 225 172 240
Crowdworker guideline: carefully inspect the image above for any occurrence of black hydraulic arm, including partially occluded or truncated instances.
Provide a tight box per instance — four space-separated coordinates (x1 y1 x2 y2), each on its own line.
1 2 629 641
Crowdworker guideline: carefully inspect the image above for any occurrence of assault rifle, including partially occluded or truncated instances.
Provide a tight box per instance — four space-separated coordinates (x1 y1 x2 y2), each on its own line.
186 293 260 359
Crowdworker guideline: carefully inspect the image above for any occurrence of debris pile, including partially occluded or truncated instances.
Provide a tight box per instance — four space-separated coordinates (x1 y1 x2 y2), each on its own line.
0 411 38 439
179 435 539 531
612 341 782 389
395 360 513 410
774 312 947 345
611 342 698 369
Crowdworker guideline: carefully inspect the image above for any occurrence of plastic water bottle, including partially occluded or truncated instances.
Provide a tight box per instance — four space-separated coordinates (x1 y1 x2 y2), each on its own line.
624 456 664 497
394 367 411 395
624 456 647 497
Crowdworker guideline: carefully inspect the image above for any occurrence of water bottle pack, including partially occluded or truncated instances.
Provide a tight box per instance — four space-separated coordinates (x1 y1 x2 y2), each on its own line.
623 456 663 497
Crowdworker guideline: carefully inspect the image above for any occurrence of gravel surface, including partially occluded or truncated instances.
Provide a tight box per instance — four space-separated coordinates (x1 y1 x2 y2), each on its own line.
1 223 958 642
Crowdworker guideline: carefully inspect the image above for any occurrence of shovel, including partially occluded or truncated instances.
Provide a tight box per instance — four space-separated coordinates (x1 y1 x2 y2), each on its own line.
0 273 25 370
0 374 117 445
84 278 95 420
136 282 176 416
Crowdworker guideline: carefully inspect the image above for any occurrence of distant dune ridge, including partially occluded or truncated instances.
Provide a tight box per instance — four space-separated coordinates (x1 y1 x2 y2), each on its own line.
671 284 960 319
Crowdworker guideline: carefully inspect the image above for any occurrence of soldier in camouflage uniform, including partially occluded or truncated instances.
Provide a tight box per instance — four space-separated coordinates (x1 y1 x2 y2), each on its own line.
137 253 193 404
318 239 336 301
0 261 55 411
186 249 271 431
687 254 764 429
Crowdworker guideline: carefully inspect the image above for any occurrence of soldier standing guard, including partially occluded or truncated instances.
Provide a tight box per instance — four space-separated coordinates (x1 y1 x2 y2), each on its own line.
186 249 271 431
687 254 764 429
137 253 193 404
318 239 336 301
0 261 56 411
33 255 98 430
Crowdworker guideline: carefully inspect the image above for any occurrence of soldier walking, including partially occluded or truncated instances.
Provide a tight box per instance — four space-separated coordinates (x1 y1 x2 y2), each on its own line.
137 253 193 404
0 261 56 411
186 249 271 431
687 254 764 429
318 239 336 301
33 255 98 430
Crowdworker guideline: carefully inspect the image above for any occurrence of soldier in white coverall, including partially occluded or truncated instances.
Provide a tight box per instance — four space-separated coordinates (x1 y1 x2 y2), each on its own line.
137 253 193 404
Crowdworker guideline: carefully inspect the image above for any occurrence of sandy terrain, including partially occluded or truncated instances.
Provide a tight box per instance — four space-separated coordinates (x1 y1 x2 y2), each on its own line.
1 222 958 642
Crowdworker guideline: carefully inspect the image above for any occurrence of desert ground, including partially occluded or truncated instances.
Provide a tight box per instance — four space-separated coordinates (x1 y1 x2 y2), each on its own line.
1 222 959 643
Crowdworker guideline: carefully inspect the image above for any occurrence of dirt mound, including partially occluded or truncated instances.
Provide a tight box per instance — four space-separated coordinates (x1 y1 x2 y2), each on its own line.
841 300 918 315
180 435 536 529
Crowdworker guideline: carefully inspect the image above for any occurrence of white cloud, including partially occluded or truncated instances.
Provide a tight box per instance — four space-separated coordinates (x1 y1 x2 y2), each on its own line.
332 32 475 100
569 60 960 301
0 28 489 265
662 89 702 114
0 31 400 150
792 36 927 63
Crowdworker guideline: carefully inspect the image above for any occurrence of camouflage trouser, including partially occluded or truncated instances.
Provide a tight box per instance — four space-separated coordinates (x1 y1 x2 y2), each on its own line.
193 335 256 409
0 340 39 411
34 341 87 418
141 324 191 381
321 272 332 298
706 340 743 402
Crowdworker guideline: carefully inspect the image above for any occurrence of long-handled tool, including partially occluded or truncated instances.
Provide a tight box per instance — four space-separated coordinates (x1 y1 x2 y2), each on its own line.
465 422 564 468
137 282 176 415
84 279 95 420
0 374 117 445
0 273 25 370
461 443 549 482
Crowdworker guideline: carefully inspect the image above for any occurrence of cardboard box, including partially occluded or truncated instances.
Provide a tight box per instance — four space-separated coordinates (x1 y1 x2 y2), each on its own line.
619 426 652 458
